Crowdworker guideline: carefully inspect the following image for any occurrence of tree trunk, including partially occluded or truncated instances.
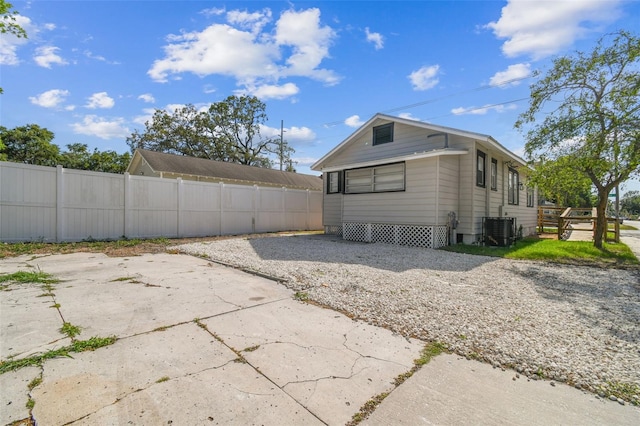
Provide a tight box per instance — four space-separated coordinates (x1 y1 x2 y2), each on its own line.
593 190 609 249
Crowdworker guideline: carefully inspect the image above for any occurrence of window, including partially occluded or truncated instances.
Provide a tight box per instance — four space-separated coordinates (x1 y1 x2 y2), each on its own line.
373 123 394 145
476 150 486 187
345 163 405 193
508 168 519 205
490 158 498 190
527 187 535 207
327 171 341 194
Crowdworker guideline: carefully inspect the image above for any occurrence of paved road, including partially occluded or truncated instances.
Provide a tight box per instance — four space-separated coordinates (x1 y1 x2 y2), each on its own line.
621 219 640 260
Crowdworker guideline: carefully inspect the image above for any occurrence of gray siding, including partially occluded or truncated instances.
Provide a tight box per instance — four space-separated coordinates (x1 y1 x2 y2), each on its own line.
330 120 469 167
436 155 459 225
342 158 438 225
323 192 343 226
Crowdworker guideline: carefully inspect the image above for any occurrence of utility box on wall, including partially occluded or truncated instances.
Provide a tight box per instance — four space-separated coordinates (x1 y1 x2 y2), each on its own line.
483 217 516 247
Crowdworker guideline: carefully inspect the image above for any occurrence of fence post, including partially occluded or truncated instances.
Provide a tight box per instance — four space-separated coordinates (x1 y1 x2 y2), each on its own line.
56 165 64 242
253 185 258 233
219 182 224 236
177 178 183 238
306 189 310 231
123 172 130 238
281 187 286 231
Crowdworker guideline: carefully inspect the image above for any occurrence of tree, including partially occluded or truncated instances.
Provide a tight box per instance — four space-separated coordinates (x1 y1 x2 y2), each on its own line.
1 0 27 94
516 31 640 248
530 156 595 207
127 95 293 168
0 124 60 166
620 190 640 217
60 143 131 173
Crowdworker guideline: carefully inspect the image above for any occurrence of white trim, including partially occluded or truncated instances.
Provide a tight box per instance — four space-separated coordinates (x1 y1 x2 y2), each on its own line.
311 113 529 171
318 148 468 172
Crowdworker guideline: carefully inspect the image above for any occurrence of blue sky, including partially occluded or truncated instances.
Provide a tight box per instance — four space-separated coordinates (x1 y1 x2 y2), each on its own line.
2 0 640 193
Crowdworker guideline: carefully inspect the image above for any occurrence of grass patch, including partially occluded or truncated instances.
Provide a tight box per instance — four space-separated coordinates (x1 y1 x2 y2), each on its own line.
110 276 138 282
243 345 260 352
26 398 35 410
0 336 117 375
441 237 638 267
350 342 447 425
599 381 640 405
60 322 82 339
294 291 309 302
156 376 170 383
27 376 42 390
0 271 59 284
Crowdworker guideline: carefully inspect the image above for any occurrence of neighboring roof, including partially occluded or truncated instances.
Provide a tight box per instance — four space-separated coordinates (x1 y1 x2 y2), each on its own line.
129 149 323 191
311 113 528 171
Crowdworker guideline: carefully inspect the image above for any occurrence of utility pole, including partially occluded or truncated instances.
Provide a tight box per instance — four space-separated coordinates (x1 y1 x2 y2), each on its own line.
279 120 284 171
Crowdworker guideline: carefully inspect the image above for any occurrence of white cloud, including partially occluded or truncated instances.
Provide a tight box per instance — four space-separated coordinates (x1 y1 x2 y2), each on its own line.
86 92 115 109
451 103 518 115
201 7 225 17
241 82 299 100
71 115 130 140
34 45 68 68
345 115 364 128
43 23 56 31
133 108 156 125
149 7 339 93
286 126 316 141
0 15 33 65
292 156 319 166
274 8 338 84
489 63 531 87
226 8 272 34
398 112 419 121
365 27 384 50
408 65 440 91
486 0 622 59
29 89 70 108
138 93 156 103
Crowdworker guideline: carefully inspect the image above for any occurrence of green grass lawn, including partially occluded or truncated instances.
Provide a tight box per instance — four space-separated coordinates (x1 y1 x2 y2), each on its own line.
441 237 639 267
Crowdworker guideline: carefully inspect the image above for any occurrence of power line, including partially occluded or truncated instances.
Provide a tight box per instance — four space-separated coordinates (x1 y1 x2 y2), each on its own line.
323 73 536 127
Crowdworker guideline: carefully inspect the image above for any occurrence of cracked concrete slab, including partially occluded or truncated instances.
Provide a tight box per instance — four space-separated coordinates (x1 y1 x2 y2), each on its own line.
0 366 40 425
22 252 292 339
72 362 324 425
0 282 69 360
31 322 236 425
363 353 640 425
203 299 423 424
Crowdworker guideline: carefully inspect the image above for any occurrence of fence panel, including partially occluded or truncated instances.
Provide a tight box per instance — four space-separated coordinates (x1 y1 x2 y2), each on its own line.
0 163 57 242
0 162 322 242
63 169 125 241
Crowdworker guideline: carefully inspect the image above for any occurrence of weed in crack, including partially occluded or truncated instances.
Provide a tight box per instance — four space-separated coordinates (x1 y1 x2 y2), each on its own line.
60 322 82 339
0 336 117 375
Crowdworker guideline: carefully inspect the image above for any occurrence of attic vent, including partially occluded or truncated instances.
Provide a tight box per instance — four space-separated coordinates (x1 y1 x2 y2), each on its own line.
373 123 394 145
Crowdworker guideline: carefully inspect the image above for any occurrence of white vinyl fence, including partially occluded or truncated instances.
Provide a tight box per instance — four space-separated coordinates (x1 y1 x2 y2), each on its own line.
0 162 322 242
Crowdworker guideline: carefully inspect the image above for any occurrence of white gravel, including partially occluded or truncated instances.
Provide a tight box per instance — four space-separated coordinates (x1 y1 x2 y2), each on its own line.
174 234 640 403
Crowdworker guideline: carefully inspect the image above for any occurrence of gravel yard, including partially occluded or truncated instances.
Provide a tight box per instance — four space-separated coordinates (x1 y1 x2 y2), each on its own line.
174 234 640 403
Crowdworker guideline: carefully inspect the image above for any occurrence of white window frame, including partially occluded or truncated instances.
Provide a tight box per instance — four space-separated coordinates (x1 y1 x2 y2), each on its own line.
476 150 486 187
491 158 498 190
508 168 519 205
345 162 405 194
327 171 341 194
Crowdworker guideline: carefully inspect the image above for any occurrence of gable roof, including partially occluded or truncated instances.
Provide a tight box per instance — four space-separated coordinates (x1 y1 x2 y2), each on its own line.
311 113 527 171
129 149 322 191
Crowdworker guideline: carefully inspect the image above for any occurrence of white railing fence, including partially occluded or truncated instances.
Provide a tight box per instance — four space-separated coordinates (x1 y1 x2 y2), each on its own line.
0 162 322 242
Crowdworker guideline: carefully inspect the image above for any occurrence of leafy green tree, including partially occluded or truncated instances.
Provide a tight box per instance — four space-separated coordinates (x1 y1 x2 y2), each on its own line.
1 0 27 94
530 156 595 207
60 143 131 173
621 190 640 217
516 31 640 248
0 124 60 166
0 139 6 161
127 95 293 168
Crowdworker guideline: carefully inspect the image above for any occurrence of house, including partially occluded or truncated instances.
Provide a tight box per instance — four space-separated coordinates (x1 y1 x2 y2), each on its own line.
127 149 323 191
310 113 537 248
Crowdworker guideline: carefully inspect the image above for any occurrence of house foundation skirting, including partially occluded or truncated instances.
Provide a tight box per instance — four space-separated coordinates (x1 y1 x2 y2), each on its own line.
339 222 448 249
